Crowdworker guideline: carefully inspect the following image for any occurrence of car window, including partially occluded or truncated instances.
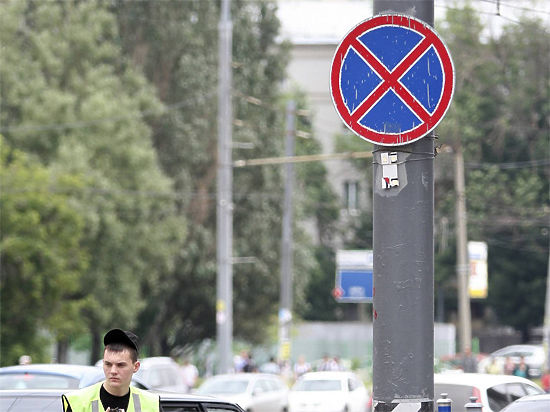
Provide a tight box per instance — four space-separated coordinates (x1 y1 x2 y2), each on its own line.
487 384 510 411
267 377 283 391
507 383 527 403
0 396 61 412
0 374 79 389
293 379 342 391
161 367 176 387
199 379 249 395
524 383 544 395
161 407 200 412
263 378 277 391
254 380 268 394
148 369 164 387
435 383 473 409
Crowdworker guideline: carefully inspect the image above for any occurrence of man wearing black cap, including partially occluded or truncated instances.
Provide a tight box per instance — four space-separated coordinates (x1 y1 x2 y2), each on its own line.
62 329 162 412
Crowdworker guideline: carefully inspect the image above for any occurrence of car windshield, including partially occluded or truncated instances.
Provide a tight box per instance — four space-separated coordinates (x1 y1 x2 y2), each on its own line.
293 379 342 391
0 373 79 389
199 379 249 394
0 395 62 412
434 383 473 409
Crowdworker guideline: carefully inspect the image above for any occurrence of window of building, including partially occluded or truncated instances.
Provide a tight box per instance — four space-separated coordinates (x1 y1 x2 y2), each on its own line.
343 181 359 212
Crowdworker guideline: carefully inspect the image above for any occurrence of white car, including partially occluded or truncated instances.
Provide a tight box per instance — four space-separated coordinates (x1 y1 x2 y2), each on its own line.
134 356 188 393
197 373 289 412
434 372 543 412
477 344 545 378
289 371 369 412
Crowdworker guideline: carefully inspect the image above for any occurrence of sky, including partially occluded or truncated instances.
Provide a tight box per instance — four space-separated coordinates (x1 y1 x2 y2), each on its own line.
277 0 550 44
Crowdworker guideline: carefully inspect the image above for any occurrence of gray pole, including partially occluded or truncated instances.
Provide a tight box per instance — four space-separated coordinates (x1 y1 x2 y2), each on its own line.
279 100 295 362
216 0 233 374
544 241 550 371
454 145 472 355
372 2 434 412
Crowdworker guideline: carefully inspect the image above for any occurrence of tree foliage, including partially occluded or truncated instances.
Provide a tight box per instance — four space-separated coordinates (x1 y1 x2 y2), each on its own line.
436 7 550 337
0 139 88 365
0 0 184 362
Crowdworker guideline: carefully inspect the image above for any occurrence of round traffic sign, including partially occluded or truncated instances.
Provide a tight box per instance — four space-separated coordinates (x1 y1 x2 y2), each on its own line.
330 14 455 146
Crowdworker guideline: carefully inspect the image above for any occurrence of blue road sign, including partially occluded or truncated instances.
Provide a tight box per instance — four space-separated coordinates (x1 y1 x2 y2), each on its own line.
335 269 373 303
331 14 455 146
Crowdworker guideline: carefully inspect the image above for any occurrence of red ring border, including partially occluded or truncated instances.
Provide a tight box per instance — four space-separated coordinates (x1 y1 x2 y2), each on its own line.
330 14 455 146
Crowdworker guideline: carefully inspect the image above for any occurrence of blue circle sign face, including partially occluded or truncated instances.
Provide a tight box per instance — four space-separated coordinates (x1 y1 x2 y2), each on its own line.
330 14 455 146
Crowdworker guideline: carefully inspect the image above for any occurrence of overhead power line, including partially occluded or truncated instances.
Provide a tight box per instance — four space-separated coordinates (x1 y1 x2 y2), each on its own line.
233 151 373 167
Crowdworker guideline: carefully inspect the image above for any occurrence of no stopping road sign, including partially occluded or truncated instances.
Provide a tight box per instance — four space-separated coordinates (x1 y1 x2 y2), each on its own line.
330 14 455 146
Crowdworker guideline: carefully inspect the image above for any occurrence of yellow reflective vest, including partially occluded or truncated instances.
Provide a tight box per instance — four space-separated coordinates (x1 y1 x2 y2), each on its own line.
63 381 160 412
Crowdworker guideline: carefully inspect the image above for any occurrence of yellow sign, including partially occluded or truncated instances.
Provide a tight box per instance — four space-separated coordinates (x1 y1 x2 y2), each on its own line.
468 241 488 299
279 340 291 361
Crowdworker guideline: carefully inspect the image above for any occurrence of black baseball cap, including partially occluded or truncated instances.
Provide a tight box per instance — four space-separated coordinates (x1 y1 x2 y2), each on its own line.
104 328 139 353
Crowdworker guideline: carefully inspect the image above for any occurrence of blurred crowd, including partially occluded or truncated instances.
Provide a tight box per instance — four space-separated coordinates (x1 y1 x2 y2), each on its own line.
231 350 347 382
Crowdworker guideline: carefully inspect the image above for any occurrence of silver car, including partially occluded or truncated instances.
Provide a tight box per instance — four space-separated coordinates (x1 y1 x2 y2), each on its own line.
197 373 289 412
0 389 245 412
0 363 148 390
434 372 543 412
477 344 545 378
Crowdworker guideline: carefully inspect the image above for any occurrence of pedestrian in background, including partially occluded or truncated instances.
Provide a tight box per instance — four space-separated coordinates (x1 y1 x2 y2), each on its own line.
62 328 162 412
317 354 338 371
460 347 478 373
293 355 311 379
503 356 515 375
180 357 199 393
259 356 280 374
512 356 529 378
485 358 502 374
541 368 550 393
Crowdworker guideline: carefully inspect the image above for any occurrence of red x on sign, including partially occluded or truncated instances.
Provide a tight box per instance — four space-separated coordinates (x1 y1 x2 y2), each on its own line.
331 14 455 146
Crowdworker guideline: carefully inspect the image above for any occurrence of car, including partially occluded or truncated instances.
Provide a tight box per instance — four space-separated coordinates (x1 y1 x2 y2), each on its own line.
434 372 544 412
196 373 289 412
0 388 245 412
477 344 545 378
500 393 550 412
0 363 148 390
289 371 369 412
133 357 188 393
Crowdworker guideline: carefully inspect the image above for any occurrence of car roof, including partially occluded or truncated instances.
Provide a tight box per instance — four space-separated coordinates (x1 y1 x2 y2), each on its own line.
492 344 543 354
298 371 356 380
138 356 177 365
0 364 100 378
205 373 281 380
0 363 149 389
0 388 234 403
435 372 540 388
506 393 550 403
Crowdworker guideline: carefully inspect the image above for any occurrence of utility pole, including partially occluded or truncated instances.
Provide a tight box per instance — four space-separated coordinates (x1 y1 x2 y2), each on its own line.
372 1 435 412
279 100 295 363
454 144 472 354
216 0 233 374
544 244 550 370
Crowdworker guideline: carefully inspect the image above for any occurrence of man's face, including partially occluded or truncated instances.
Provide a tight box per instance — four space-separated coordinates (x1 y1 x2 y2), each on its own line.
103 348 140 395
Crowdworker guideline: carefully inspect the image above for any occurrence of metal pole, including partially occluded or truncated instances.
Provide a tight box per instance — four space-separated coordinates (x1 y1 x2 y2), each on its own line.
543 244 550 371
216 0 233 374
372 2 434 411
454 145 472 354
279 100 295 362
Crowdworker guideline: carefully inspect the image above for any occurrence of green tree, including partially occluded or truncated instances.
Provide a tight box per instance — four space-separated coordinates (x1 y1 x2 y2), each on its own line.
0 139 88 365
0 0 184 361
110 0 327 350
437 7 549 338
